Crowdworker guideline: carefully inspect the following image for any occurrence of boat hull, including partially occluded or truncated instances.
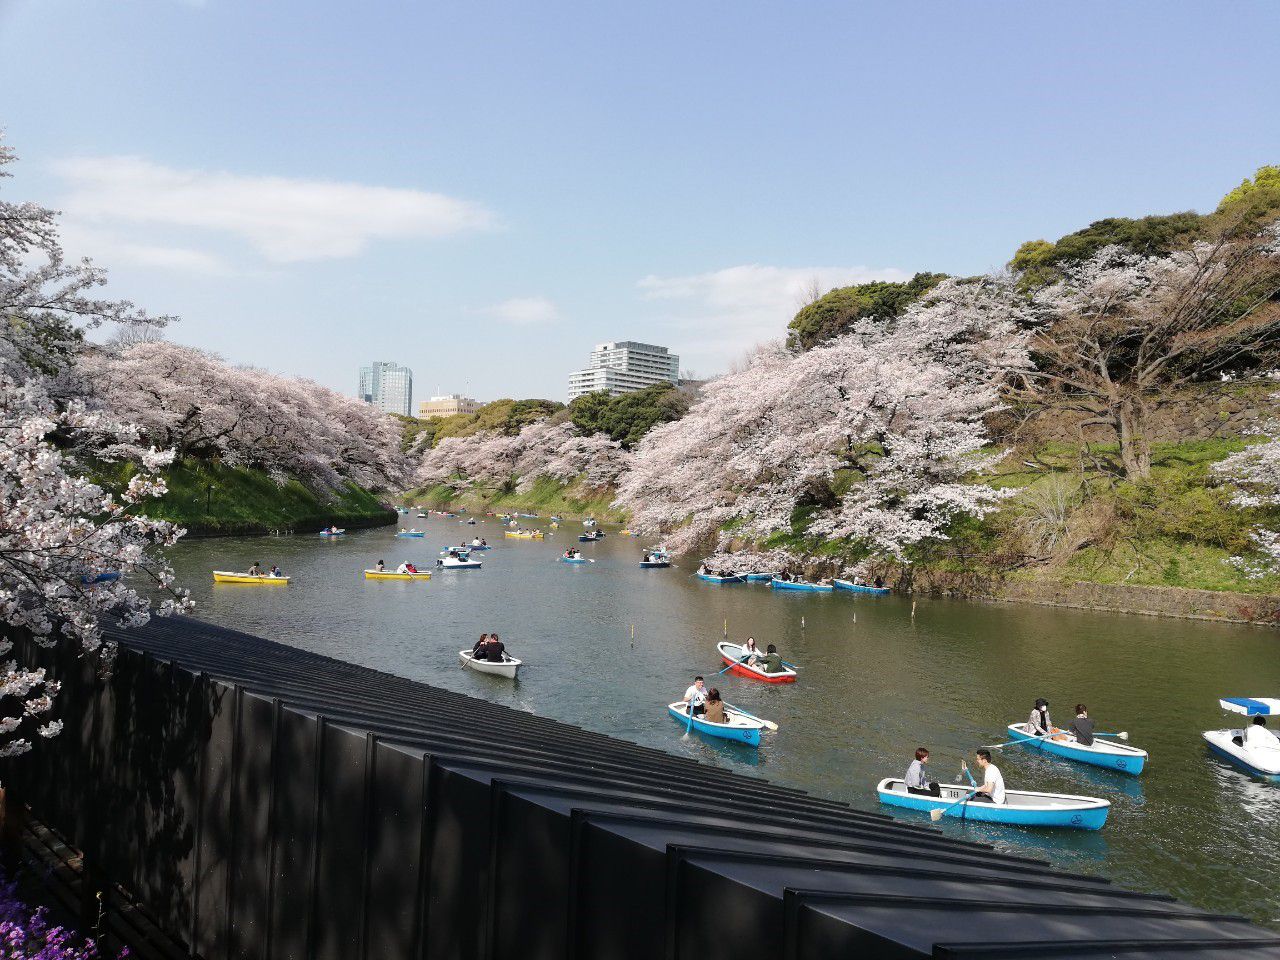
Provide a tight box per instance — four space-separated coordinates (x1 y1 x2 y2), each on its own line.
318 530 345 537
364 570 431 581
833 579 890 594
667 703 761 746
560 557 590 564
716 642 796 684
1005 723 1147 776
744 573 775 582
771 580 833 592
437 560 483 569
396 532 426 538
1203 730 1280 778
697 573 744 584
506 532 544 540
212 572 290 585
459 651 520 678
639 561 671 568
876 778 1109 830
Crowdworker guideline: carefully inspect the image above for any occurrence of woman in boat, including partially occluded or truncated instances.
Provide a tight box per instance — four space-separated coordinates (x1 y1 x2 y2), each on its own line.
905 747 940 797
703 688 727 724
268 565 283 578
970 749 1006 804
405 562 419 574
742 637 760 666
681 676 708 717
1068 705 1095 746
472 633 489 657
375 559 386 572
1027 698 1054 738
247 562 264 577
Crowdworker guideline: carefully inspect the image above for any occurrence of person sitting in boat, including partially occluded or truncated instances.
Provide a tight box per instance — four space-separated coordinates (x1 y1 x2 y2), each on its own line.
741 637 760 666
873 576 885 589
247 562 264 577
905 747 940 797
969 750 1006 805
397 561 412 574
472 633 490 657
268 565 283 578
1244 715 1280 750
1027 698 1055 738
480 539 488 546
375 559 386 572
1068 704 1095 746
405 562 419 574
758 644 784 675
483 634 507 662
681 676 708 717
775 570 792 582
703 688 727 724
642 552 652 563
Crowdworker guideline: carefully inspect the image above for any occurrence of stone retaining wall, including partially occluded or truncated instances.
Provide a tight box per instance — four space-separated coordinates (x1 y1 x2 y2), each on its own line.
987 578 1280 626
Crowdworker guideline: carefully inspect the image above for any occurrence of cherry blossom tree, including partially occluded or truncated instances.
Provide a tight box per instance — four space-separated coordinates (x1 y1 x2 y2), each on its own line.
1213 400 1280 576
615 276 1031 557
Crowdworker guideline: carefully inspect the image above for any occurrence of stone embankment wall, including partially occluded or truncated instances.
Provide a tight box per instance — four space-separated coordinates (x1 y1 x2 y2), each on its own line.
988 579 1280 626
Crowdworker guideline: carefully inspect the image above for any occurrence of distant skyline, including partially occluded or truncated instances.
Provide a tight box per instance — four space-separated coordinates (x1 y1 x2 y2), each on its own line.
2 1 1278 399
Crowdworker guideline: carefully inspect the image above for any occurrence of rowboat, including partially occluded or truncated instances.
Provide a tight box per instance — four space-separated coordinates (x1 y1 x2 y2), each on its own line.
505 530 544 540
583 518 597 527
833 579 890 595
716 641 796 683
467 542 491 550
396 531 426 538
1203 697 1280 778
560 555 592 564
744 573 775 582
639 558 671 568
364 569 432 581
80 571 121 585
437 556 483 569
459 650 521 678
876 778 1110 830
666 702 766 747
212 571 290 585
697 573 744 584
416 513 427 518
771 579 833 593
578 533 603 542
318 529 346 537
1005 723 1147 776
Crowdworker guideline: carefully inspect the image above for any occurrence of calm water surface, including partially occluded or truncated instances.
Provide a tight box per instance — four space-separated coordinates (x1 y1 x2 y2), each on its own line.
167 516 1280 925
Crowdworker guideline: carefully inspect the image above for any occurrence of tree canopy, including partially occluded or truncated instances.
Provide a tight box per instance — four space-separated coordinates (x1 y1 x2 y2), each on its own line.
1010 212 1208 287
786 273 948 351
567 384 690 448
427 398 564 445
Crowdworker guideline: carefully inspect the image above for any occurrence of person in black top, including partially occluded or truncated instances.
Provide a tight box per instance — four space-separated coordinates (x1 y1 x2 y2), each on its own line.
485 633 507 662
472 633 489 657
1069 704 1095 746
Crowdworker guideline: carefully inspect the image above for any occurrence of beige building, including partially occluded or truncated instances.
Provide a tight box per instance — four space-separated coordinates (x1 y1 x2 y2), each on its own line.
419 394 482 418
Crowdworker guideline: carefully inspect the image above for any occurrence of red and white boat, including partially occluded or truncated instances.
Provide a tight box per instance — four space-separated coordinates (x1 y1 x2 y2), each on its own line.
716 641 797 684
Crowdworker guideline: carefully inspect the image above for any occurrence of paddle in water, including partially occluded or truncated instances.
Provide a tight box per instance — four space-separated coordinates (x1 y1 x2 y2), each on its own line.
723 702 778 732
930 788 978 822
717 654 750 676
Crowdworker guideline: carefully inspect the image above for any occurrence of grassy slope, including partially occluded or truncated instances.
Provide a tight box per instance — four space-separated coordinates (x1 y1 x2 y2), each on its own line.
402 476 625 523
100 460 395 536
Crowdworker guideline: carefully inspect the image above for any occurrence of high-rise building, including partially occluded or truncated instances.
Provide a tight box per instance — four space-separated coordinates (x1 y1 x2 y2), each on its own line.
357 361 413 417
567 341 680 401
418 394 482 418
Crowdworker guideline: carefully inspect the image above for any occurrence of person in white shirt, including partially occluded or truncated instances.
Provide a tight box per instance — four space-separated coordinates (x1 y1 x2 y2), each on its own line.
396 561 410 574
1244 716 1280 750
681 676 708 717
971 749 1006 805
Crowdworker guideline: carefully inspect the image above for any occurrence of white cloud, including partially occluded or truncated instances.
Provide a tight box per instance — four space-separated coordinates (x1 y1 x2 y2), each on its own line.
637 263 911 374
57 220 231 276
481 296 561 325
52 156 495 264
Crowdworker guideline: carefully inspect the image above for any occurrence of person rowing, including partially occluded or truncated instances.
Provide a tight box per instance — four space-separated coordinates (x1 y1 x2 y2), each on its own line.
967 749 1006 804
681 676 708 717
905 747 940 796
247 562 264 577
757 643 784 675
1069 704 1095 746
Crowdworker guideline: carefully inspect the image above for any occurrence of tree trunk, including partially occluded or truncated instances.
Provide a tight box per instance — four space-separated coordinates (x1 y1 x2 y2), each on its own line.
1115 396 1152 480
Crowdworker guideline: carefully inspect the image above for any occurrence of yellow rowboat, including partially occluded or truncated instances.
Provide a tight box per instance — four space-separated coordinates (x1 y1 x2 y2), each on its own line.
363 569 432 581
504 531 544 539
212 571 290 585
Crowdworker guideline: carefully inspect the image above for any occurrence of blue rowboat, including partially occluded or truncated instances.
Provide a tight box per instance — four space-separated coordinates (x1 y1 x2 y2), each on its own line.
771 579 832 593
318 529 346 537
1005 723 1147 776
667 702 763 746
833 579 889 595
876 778 1109 830
697 573 744 584
578 533 603 543
639 559 671 568
745 572 775 582
560 556 591 564
396 532 426 538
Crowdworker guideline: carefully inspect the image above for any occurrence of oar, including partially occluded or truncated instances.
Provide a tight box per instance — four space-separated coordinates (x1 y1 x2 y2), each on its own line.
930 788 978 822
1094 732 1130 740
685 699 696 735
982 729 1130 750
723 702 778 732
717 655 749 676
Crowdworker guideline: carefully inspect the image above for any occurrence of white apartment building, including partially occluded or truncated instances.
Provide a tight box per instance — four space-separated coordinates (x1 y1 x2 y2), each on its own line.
419 394 482 418
357 361 414 417
567 341 680 401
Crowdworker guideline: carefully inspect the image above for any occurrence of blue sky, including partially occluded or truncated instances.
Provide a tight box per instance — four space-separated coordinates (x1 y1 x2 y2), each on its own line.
3 1 1278 402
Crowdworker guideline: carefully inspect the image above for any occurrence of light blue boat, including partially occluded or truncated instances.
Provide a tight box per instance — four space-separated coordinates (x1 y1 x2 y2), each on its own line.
877 778 1109 830
559 555 591 564
396 532 426 538
697 573 744 584
771 579 832 593
1005 723 1147 776
745 572 775 582
667 702 764 746
833 579 889 595
318 529 346 537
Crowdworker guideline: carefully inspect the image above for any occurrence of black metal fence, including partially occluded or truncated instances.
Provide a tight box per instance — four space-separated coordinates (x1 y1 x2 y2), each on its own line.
9 618 1277 959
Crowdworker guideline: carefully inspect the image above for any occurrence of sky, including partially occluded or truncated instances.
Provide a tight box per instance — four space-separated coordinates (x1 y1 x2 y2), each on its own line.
2 1 1279 403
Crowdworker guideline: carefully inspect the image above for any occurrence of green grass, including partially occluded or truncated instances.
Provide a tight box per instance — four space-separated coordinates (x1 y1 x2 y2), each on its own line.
97 459 395 536
401 476 626 522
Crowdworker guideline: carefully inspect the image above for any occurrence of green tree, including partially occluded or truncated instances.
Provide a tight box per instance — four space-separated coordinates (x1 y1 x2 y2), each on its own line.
786 272 947 351
568 384 689 447
1216 165 1280 230
1010 212 1207 287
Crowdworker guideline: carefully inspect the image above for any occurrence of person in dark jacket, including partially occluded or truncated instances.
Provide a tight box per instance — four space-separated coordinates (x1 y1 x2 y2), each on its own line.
472 633 489 657
758 644 784 675
484 634 507 661
1069 704 1095 746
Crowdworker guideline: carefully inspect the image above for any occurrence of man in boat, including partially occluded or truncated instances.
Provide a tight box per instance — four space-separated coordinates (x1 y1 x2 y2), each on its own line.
758 644 784 675
703 688 727 724
1069 704 1095 746
1244 715 1280 750
681 676 708 717
905 747 940 797
247 562 264 577
969 749 1006 804
397 561 412 574
1027 698 1055 738
472 633 490 657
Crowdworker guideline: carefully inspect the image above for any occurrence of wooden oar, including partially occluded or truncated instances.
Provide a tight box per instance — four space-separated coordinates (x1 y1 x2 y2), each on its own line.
982 728 1130 750
723 702 778 732
930 788 978 822
717 655 749 676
